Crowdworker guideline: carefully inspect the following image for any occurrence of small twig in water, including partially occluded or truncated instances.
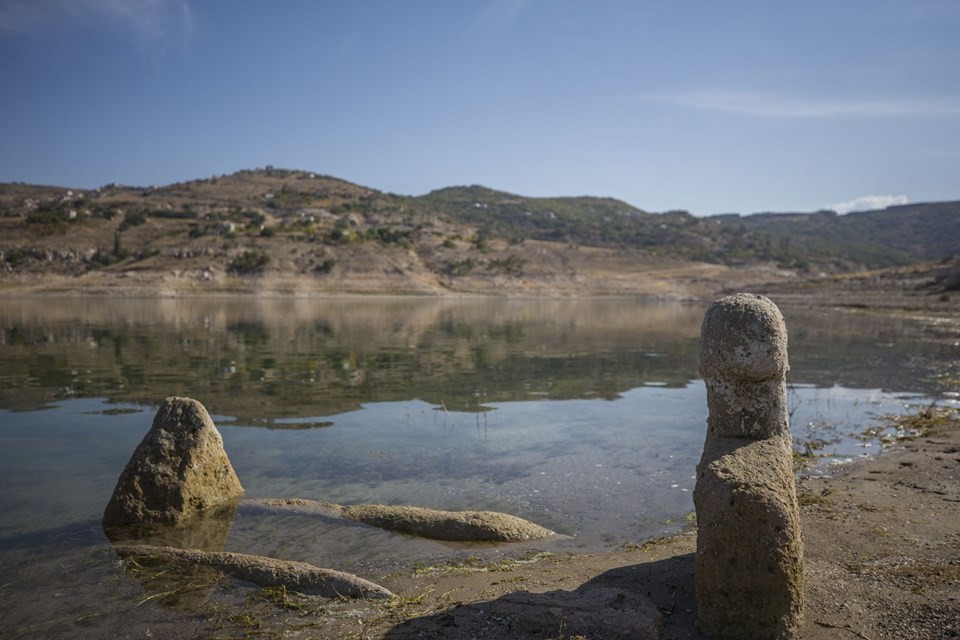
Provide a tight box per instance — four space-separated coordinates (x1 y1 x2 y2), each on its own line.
439 400 456 428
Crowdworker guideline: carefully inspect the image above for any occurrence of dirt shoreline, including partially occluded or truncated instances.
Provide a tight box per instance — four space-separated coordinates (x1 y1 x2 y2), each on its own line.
3 258 956 314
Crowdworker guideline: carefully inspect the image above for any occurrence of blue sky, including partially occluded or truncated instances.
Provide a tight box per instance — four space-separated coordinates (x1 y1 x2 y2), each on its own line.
1 0 958 215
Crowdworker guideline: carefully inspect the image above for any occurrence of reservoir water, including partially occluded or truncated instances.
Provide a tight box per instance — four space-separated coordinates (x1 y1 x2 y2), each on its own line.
0 296 957 637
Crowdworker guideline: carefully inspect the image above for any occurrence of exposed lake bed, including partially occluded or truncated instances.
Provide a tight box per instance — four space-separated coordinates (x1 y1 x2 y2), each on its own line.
1 294 958 638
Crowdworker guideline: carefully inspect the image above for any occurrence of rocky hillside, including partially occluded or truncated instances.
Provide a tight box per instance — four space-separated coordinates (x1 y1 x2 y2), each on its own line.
415 186 960 270
0 168 957 296
728 202 960 270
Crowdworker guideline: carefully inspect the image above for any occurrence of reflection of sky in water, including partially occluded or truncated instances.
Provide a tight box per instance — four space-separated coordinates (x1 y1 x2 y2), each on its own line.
0 383 934 556
0 381 944 640
224 386 708 546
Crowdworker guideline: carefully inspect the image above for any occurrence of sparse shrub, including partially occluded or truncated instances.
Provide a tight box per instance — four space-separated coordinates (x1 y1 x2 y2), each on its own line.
240 210 266 226
3 248 25 268
487 255 526 275
372 226 413 245
473 229 490 252
446 257 476 276
327 218 357 244
26 210 67 225
112 231 128 259
119 211 147 231
314 258 336 274
87 248 118 269
228 249 270 274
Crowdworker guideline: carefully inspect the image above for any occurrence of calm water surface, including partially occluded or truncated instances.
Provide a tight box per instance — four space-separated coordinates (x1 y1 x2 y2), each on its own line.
0 297 957 637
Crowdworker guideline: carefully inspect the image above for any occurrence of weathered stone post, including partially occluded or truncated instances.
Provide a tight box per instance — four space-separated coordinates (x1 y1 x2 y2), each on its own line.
694 294 803 639
103 396 244 529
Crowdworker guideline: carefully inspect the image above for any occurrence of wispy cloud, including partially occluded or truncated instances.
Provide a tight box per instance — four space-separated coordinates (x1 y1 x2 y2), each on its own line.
649 91 960 119
0 0 194 52
826 194 908 214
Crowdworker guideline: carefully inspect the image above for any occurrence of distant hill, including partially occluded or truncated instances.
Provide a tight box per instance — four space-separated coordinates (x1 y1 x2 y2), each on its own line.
0 168 957 296
727 202 960 269
412 185 699 251
410 186 959 271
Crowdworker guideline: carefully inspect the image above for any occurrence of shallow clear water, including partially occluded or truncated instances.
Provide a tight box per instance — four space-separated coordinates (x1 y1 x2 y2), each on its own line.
0 296 957 637
0 385 934 552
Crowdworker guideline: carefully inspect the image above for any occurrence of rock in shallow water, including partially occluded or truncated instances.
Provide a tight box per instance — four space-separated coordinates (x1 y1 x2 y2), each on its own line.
255 498 556 542
103 397 244 529
115 544 394 599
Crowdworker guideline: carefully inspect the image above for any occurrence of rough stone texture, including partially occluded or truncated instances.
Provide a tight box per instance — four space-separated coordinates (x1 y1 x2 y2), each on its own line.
255 498 555 542
343 504 555 541
695 294 803 639
700 293 790 439
102 397 244 529
116 544 394 599
695 436 803 639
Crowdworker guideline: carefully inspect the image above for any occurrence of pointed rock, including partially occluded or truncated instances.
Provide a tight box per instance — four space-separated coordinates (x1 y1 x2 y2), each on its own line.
103 397 244 529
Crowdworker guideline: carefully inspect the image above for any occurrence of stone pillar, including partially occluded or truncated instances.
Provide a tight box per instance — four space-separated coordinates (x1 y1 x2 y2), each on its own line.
694 294 803 639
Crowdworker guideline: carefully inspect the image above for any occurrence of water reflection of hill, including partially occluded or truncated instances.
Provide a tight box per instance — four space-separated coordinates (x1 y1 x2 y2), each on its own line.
0 298 952 420
781 306 957 394
0 298 705 419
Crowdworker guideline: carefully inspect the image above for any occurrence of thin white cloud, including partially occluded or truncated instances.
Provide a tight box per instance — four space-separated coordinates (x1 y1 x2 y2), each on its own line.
649 91 960 119
0 0 193 52
826 195 909 214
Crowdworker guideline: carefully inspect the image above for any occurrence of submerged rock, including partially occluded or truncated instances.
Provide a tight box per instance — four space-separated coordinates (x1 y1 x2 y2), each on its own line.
256 498 555 542
343 503 555 542
104 501 238 551
116 544 394 599
103 397 244 529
